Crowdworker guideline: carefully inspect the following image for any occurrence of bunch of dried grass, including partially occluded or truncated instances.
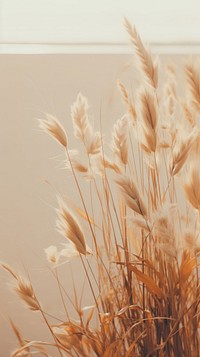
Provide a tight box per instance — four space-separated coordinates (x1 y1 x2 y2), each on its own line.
2 19 200 356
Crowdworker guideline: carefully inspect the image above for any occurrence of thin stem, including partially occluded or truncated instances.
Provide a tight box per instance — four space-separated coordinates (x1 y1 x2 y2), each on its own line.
80 255 100 314
55 267 70 320
35 296 66 356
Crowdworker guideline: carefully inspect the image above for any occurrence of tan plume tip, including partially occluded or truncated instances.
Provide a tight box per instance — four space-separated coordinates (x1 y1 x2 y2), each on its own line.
56 196 87 255
87 131 102 155
185 62 200 112
117 80 129 104
71 93 101 155
103 157 122 174
117 81 137 122
15 279 40 311
111 115 129 165
38 114 68 148
0 262 18 280
139 89 158 153
1 263 40 311
69 157 88 174
183 164 200 211
170 128 198 176
71 92 91 142
182 102 196 128
124 18 158 88
116 175 147 217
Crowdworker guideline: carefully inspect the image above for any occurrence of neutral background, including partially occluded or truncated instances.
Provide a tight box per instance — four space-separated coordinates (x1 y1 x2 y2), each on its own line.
1 0 200 54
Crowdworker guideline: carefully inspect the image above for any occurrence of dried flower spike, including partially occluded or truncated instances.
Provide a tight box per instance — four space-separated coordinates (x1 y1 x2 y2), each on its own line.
56 196 87 255
116 175 147 217
38 114 68 148
183 164 200 211
111 115 129 166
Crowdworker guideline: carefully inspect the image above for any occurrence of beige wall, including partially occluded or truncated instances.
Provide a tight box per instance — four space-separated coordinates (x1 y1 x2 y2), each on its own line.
0 54 187 355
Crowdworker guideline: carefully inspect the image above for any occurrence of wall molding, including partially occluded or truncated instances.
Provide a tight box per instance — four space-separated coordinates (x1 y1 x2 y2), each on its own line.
1 42 200 55
1 1 200 54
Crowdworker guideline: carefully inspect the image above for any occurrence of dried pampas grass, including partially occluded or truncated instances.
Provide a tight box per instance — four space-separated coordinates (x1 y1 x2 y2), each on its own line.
183 164 200 211
1 263 40 312
124 17 158 88
185 62 200 112
111 115 129 166
71 93 101 155
2 19 200 357
56 196 88 255
116 174 147 217
38 114 68 148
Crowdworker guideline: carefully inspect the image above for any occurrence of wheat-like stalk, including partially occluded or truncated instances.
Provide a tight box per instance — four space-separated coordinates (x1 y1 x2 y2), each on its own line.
116 174 147 217
38 114 68 148
183 163 200 211
118 80 137 122
185 62 200 112
169 127 198 176
124 17 158 88
1 263 40 311
138 88 158 153
2 19 200 357
56 196 88 255
71 93 101 155
111 115 130 166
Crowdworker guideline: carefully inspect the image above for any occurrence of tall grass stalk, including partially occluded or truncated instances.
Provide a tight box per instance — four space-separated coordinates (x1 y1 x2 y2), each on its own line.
1 20 200 356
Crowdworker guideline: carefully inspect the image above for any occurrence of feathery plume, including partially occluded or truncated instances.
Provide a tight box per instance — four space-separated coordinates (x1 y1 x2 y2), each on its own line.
15 279 40 311
38 114 68 148
183 164 200 211
56 197 87 255
69 158 88 174
1 263 40 311
118 81 137 122
170 128 198 176
111 115 129 166
139 88 158 153
182 102 196 127
116 175 147 217
71 93 101 155
185 63 200 112
154 213 177 259
184 229 200 253
71 93 91 140
124 18 158 88
103 157 122 174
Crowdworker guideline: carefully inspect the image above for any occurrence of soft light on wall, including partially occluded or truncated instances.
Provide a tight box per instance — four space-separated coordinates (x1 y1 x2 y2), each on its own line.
0 0 200 53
